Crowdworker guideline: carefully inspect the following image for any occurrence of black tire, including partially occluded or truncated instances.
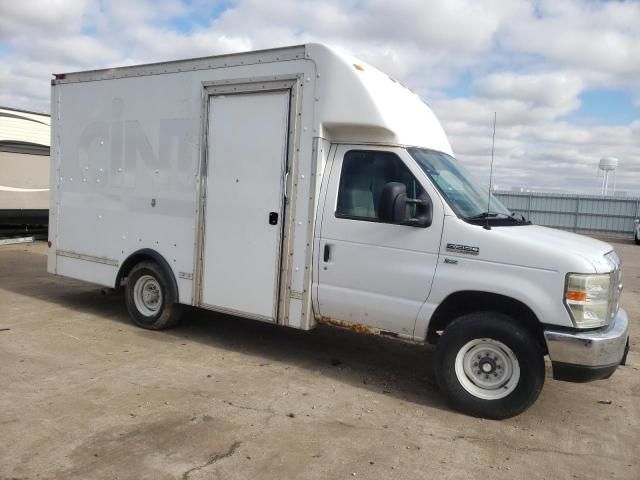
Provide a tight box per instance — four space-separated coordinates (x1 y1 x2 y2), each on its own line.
435 312 545 419
635 232 640 245
124 261 182 330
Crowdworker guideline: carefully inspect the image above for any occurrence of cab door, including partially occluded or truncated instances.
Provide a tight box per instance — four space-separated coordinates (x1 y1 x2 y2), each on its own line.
315 145 444 337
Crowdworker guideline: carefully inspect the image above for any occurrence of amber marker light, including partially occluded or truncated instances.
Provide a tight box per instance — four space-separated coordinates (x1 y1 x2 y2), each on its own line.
565 290 588 302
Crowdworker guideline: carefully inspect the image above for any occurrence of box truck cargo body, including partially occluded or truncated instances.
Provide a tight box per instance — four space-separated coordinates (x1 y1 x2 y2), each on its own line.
49 44 629 418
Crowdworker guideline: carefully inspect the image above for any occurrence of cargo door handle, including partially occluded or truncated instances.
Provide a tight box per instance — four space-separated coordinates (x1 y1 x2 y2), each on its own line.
323 244 331 262
269 212 279 225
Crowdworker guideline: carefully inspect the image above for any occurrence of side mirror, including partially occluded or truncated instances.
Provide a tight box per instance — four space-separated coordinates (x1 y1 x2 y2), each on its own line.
379 182 432 227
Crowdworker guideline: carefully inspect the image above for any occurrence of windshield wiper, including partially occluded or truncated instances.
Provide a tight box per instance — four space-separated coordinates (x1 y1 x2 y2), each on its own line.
464 212 528 224
464 212 505 221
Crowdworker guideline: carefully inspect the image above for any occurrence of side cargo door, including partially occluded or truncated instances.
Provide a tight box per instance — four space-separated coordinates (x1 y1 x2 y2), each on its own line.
199 89 290 322
315 145 444 337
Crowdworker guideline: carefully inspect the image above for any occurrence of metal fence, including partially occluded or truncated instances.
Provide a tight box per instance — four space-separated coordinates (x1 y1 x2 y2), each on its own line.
494 191 640 238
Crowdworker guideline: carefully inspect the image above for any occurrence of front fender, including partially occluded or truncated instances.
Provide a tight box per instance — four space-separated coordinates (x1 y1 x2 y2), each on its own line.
415 255 569 340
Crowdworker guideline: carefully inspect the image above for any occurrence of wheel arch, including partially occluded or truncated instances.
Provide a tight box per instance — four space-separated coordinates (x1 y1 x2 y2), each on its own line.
426 290 547 353
116 249 179 300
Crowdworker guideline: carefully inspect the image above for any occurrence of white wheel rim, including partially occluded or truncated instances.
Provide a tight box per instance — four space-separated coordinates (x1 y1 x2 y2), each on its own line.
454 338 520 400
133 275 162 317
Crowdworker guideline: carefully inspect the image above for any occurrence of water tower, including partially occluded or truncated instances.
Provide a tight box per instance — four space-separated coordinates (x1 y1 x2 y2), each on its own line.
599 157 618 196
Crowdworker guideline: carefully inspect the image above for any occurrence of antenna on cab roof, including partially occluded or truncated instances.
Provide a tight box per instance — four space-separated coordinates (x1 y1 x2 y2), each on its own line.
484 112 497 231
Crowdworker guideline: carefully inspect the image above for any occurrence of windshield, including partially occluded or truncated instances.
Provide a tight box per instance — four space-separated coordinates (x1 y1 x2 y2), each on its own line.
407 147 510 219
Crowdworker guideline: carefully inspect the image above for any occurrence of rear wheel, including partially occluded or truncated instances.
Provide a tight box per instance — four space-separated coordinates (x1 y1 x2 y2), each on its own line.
125 261 182 330
635 231 640 245
435 312 545 419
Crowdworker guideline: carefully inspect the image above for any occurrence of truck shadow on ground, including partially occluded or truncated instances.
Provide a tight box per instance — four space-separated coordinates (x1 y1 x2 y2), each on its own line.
1 247 447 412
175 304 443 409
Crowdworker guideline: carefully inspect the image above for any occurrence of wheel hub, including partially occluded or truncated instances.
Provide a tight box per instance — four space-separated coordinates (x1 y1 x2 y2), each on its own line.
133 275 163 317
479 357 496 374
454 338 521 400
142 283 160 306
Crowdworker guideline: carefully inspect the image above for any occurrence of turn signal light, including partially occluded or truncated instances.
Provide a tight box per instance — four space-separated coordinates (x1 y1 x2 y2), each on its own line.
565 290 588 302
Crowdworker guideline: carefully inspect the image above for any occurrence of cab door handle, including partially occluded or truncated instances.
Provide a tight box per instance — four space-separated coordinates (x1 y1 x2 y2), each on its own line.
323 244 331 262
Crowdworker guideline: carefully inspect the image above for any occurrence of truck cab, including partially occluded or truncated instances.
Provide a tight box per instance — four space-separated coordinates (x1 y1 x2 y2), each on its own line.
48 43 630 419
314 141 628 418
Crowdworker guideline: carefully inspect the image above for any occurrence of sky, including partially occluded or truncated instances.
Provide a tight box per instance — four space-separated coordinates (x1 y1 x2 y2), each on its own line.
0 0 639 194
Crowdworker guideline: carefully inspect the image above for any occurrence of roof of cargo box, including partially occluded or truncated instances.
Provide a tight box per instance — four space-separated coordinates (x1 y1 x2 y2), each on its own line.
305 44 452 153
53 43 452 154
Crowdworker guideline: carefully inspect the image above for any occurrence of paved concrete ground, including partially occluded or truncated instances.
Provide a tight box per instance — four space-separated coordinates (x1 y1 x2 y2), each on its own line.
0 240 638 480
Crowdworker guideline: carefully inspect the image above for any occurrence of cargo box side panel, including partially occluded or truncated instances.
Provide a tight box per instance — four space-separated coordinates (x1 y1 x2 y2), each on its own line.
52 55 318 317
52 74 200 293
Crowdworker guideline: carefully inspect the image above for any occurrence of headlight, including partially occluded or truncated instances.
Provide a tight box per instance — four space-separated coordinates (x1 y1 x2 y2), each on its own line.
564 273 611 328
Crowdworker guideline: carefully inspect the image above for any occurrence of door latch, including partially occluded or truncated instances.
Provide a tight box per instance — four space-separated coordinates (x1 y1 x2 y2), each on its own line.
269 212 279 225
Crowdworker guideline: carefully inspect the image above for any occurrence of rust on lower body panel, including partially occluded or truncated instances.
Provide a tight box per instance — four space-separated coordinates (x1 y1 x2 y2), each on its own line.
318 317 379 335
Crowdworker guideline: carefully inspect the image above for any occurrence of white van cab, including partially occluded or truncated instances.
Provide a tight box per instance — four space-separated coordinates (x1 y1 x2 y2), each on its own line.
48 44 630 418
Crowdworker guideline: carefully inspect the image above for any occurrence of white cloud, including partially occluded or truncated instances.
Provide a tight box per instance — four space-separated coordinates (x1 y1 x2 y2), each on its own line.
0 0 638 194
502 0 640 81
473 72 584 110
0 0 91 38
101 0 187 25
440 113 640 195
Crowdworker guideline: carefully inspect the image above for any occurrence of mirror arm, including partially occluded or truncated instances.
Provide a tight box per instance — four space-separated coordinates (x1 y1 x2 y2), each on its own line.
404 217 430 228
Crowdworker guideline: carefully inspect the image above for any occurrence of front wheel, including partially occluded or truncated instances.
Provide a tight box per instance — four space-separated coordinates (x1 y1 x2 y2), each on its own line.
435 312 545 419
125 261 183 330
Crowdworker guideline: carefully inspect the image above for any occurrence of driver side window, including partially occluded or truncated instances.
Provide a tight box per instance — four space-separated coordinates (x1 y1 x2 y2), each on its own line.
336 150 425 222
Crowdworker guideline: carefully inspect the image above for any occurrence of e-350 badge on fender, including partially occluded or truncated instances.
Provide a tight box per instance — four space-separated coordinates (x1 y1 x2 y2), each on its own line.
446 243 479 255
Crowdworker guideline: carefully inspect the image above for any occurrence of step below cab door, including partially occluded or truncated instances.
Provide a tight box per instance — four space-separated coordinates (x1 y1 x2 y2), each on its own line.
315 145 444 338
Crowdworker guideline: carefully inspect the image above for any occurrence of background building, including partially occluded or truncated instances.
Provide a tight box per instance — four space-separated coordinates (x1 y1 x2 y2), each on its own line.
0 106 50 235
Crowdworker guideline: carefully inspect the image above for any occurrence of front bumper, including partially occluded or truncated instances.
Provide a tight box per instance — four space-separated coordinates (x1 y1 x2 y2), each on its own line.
544 308 630 383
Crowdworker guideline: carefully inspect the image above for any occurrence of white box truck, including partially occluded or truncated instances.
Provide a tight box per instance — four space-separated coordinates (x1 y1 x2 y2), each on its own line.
48 44 630 418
